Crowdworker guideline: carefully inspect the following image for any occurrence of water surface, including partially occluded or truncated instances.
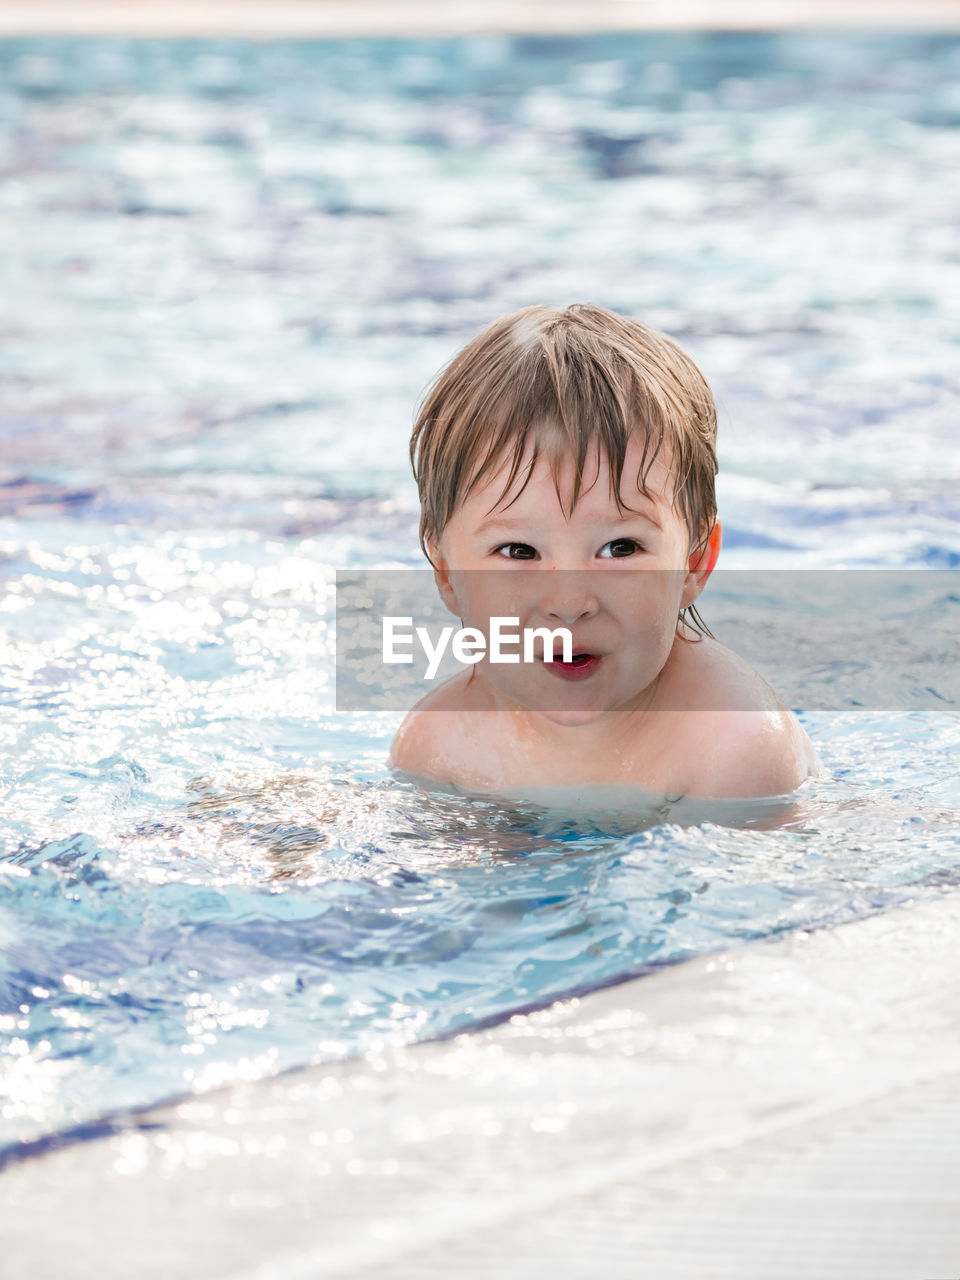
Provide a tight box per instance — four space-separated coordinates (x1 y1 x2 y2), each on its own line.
1 32 959 1159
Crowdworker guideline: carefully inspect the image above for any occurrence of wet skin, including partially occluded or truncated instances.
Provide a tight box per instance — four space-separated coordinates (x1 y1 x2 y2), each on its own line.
390 434 820 802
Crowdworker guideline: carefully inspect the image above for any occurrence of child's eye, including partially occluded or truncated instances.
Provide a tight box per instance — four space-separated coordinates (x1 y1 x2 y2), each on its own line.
493 542 538 561
598 538 645 559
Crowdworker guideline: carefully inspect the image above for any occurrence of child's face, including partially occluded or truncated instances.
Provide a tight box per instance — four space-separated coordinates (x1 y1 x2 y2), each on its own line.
430 431 720 727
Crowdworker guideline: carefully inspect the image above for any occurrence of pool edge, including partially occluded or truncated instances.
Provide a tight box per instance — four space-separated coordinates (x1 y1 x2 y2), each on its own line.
3 883 960 1277
1 1 960 39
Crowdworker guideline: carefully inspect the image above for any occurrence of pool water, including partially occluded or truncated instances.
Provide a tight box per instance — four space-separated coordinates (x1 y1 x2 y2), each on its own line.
1 32 959 1161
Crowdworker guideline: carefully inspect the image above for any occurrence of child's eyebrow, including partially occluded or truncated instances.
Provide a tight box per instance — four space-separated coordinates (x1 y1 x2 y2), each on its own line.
616 505 663 531
473 515 533 535
474 504 663 535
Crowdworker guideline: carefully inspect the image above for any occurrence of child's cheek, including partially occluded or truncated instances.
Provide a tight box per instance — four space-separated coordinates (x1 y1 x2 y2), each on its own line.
614 568 685 631
453 571 536 632
613 568 686 677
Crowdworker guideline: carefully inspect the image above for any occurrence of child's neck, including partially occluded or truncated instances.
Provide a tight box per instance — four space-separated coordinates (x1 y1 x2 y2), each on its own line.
479 677 665 758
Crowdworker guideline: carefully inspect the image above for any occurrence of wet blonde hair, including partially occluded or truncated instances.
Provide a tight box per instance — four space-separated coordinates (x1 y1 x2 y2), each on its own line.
410 303 719 640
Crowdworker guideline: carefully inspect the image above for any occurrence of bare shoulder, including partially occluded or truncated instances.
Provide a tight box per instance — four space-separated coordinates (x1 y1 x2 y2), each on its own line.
388 673 464 778
678 706 819 800
388 672 496 786
663 636 821 800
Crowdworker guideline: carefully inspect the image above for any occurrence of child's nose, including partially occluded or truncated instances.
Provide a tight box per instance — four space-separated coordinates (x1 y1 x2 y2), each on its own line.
537 571 600 624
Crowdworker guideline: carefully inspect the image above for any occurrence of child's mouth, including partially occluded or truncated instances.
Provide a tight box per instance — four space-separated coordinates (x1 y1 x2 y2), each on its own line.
544 652 602 681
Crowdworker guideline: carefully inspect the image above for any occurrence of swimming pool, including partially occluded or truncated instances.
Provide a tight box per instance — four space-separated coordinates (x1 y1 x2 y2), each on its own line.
1 31 959 1165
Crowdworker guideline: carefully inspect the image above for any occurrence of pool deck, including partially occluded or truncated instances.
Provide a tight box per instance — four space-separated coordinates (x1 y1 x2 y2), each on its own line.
1 0 960 37
4 886 960 1278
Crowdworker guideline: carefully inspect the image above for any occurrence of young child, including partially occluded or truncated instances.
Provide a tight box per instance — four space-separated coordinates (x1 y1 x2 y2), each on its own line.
389 304 820 804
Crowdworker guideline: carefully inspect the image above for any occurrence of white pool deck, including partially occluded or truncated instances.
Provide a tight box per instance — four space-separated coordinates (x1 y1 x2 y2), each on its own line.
1 0 960 36
4 886 960 1278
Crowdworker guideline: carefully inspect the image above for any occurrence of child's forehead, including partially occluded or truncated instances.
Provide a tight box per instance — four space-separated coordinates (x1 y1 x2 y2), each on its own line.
466 432 676 519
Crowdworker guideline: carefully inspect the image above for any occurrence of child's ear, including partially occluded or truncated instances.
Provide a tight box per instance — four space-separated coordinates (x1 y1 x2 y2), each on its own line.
427 541 461 618
682 519 721 606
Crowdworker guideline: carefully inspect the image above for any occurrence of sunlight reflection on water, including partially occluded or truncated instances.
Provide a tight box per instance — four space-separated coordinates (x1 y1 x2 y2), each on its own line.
1 31 959 1155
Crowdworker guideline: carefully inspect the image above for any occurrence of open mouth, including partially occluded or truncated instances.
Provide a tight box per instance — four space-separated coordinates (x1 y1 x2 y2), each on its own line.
544 652 602 681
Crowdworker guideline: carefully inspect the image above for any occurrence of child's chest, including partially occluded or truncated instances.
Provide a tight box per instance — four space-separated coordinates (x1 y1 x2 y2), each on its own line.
436 712 690 797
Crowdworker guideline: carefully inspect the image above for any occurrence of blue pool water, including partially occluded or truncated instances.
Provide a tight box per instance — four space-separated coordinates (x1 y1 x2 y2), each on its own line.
1 32 959 1160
